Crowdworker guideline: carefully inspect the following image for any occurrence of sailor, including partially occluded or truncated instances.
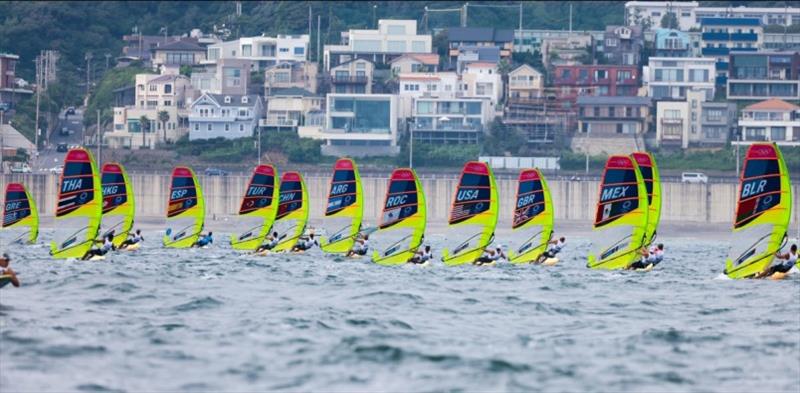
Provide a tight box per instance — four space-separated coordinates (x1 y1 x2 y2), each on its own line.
292 233 319 252
536 236 566 264
474 246 506 265
0 253 21 287
629 243 664 270
346 233 370 257
256 231 280 253
757 244 798 278
193 231 214 248
119 229 144 248
409 245 433 264
82 233 116 260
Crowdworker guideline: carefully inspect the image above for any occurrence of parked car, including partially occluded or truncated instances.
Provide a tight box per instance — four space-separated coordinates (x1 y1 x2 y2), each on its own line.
10 163 31 173
50 165 64 174
60 126 70 136
681 172 708 184
66 106 75 115
56 143 68 152
204 167 228 176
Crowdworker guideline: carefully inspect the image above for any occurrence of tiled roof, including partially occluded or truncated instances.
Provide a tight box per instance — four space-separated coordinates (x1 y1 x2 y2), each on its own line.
745 98 800 111
209 93 260 107
152 40 205 52
391 53 440 65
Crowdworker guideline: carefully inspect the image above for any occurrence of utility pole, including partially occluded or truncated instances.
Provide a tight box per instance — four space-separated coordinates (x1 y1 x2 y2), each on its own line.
569 3 573 36
85 52 93 96
373 4 377 29
462 3 468 27
105 53 111 73
519 3 523 33
34 54 42 150
317 15 321 64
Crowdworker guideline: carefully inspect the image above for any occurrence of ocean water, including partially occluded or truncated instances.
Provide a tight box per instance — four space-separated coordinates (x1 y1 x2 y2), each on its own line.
1 231 799 392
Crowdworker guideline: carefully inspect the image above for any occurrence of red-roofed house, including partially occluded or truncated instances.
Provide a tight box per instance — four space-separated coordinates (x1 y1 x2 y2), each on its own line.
737 98 800 146
390 53 440 74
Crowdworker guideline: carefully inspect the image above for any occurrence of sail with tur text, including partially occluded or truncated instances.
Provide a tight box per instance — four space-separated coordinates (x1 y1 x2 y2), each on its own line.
230 165 280 251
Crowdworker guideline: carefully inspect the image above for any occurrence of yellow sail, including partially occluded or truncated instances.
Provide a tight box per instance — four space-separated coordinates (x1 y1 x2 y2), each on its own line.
587 155 649 270
508 168 554 264
3 183 39 244
371 168 427 265
725 142 792 279
100 162 135 248
272 171 310 252
163 166 205 248
230 165 280 251
441 161 499 266
320 158 364 253
632 152 661 245
50 148 103 259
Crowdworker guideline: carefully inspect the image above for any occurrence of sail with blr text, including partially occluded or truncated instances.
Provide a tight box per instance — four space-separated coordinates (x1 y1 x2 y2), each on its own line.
271 172 310 252
100 163 135 248
163 166 205 248
587 155 649 270
230 165 280 251
441 161 499 266
2 183 39 244
371 168 427 265
51 148 103 259
632 152 662 246
725 142 792 279
320 158 364 253
508 168 554 264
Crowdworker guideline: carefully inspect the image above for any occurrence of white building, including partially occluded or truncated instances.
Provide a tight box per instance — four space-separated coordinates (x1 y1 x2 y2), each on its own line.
737 99 800 146
299 94 399 157
191 58 252 96
655 89 736 149
643 57 716 100
260 87 323 130
188 93 264 141
625 2 800 31
323 20 432 71
204 34 309 71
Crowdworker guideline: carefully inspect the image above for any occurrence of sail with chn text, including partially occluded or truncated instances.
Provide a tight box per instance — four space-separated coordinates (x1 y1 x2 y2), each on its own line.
271 171 309 252
163 166 205 248
441 161 498 266
632 152 661 246
725 142 792 279
51 148 103 258
587 155 649 270
371 168 427 265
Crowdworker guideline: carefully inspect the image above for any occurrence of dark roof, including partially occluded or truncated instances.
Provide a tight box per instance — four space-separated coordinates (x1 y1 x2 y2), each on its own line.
458 46 500 62
268 87 318 97
447 27 513 43
112 85 135 93
152 40 205 52
700 17 760 26
209 93 260 107
334 57 374 68
576 96 651 106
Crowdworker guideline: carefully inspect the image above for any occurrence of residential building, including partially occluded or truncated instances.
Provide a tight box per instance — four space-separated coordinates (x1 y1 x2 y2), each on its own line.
507 64 544 100
694 6 800 28
541 33 594 68
763 33 800 50
397 72 460 118
625 2 800 31
108 73 193 149
503 97 576 147
205 34 309 71
0 53 33 112
572 96 652 155
455 46 500 74
700 17 762 83
598 26 644 66
737 98 800 146
264 61 319 94
113 85 136 107
329 58 374 94
389 53 440 74
552 65 640 101
514 29 604 54
0 124 36 158
461 62 503 109
643 57 716 100
727 51 800 101
151 40 206 73
191 58 252 96
446 27 513 66
120 34 186 63
261 87 323 130
410 97 492 144
188 93 263 140
299 94 398 156
324 20 432 71
654 29 692 58
655 89 736 149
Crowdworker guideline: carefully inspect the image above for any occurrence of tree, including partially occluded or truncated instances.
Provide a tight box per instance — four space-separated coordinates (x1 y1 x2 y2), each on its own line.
138 115 149 149
158 110 169 144
660 12 679 29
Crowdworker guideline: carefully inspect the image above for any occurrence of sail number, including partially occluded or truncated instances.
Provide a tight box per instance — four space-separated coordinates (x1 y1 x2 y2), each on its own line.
171 189 188 200
386 194 408 208
517 194 537 208
456 189 480 202
102 185 118 196
5 201 21 211
741 179 767 199
600 186 629 202
280 192 296 202
331 183 350 195
247 186 268 196
62 178 84 193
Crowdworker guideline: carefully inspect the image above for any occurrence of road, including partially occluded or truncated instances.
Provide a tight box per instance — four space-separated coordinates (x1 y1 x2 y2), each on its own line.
32 107 84 172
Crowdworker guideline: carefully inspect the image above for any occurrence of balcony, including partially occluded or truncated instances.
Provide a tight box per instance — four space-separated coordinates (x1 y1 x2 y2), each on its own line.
730 33 758 41
331 75 368 84
661 118 683 125
260 117 299 127
702 32 730 41
702 47 730 56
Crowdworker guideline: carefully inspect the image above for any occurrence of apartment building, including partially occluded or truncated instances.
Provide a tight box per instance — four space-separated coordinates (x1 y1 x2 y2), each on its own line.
572 96 652 155
151 40 206 73
507 65 544 100
188 93 264 141
0 53 33 112
551 65 640 101
514 30 604 54
389 53 440 74
541 34 595 68
410 97 492 144
446 27 513 66
727 51 800 101
700 17 763 83
598 26 644 66
323 20 432 71
655 89 736 149
191 58 252 96
737 99 800 146
261 87 323 130
643 57 716 100
654 29 693 58
625 2 799 31
329 58 374 94
205 34 309 71
264 61 319 95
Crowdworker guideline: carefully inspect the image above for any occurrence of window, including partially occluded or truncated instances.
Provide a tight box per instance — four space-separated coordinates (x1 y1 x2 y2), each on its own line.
626 107 632 117
208 48 220 60
164 100 172 106
356 62 366 70
164 84 172 94
335 70 349 78
279 48 289 53
207 124 212 131
224 96 231 103
239 109 248 117
706 109 723 121
242 96 248 104
149 84 157 91
240 124 244 132
387 41 406 52
356 70 366 77
605 38 618 47
242 44 252 57
688 69 708 82
194 124 199 131
335 85 347 93
387 25 406 35
416 101 433 114
138 84 144 91
146 100 157 108
617 70 632 80
594 107 600 117
561 69 571 79
294 47 305 55
412 41 427 52
225 124 229 131
579 69 588 81
665 109 681 119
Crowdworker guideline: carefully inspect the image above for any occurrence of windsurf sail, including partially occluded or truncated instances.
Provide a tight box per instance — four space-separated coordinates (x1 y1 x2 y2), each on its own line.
271 171 309 252
725 142 792 279
371 168 427 265
441 161 498 266
508 169 554 264
632 152 661 245
2 183 39 244
163 166 205 248
100 163 135 248
587 155 649 270
230 165 280 251
50 148 103 259
320 158 364 253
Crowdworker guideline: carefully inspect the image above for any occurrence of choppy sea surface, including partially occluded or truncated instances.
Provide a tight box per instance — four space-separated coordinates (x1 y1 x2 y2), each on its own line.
1 230 799 393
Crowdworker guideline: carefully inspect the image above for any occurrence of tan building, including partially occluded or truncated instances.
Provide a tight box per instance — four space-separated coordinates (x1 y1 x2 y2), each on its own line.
151 40 206 73
389 53 440 75
261 88 324 130
655 89 736 149
541 34 594 68
330 58 374 94
264 61 319 94
108 74 194 149
507 64 544 100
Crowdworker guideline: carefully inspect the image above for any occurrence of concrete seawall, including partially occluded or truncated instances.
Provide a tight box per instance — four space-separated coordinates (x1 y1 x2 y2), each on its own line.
3 173 799 230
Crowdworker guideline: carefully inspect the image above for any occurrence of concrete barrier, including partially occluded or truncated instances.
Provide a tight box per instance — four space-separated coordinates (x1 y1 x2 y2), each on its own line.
3 173 799 230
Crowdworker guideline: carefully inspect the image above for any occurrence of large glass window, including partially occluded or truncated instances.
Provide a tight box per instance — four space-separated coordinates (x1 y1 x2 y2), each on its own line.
353 39 381 52
412 41 427 52
242 44 252 56
333 98 354 112
465 102 481 115
387 25 406 35
416 101 434 114
387 40 406 52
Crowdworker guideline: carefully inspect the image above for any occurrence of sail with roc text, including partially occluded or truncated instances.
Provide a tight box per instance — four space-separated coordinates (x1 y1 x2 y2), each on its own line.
371 168 427 265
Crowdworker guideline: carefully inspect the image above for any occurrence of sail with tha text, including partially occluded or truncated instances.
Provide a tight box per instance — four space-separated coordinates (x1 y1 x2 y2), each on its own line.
50 148 103 258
